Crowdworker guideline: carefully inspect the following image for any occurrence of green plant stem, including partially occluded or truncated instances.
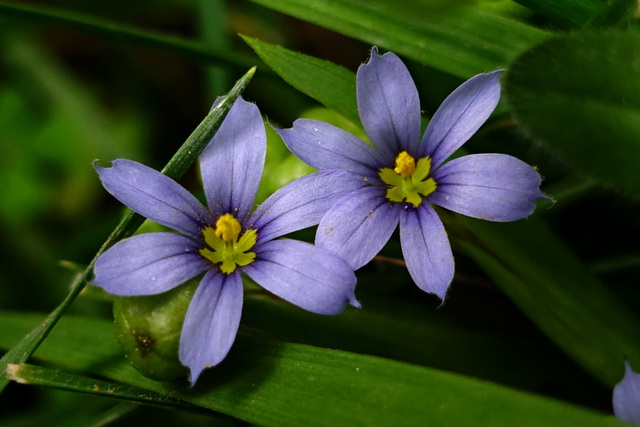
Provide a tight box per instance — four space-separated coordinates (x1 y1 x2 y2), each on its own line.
6 363 197 410
0 67 256 394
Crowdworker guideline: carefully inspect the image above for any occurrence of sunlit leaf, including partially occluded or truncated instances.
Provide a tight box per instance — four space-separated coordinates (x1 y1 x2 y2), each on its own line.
243 35 359 124
248 0 549 79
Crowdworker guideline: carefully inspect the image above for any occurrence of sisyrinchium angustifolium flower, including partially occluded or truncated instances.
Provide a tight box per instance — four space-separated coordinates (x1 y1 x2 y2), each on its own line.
613 361 640 425
276 47 549 301
92 97 360 385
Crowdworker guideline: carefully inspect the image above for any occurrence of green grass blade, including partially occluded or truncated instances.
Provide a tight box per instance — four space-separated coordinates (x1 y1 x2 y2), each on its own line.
248 0 549 79
0 311 624 426
0 1 264 74
0 67 256 394
512 0 604 28
453 216 640 386
6 363 196 410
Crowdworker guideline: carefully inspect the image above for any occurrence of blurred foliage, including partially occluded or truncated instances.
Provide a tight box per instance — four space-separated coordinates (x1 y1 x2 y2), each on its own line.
1 0 640 425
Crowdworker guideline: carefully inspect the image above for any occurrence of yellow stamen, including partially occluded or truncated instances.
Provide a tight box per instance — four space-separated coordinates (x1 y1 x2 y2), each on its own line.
215 213 242 242
379 152 437 207
393 151 416 178
199 214 257 274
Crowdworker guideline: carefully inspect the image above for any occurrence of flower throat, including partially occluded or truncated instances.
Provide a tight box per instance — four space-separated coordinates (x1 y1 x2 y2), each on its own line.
378 151 437 207
199 213 257 274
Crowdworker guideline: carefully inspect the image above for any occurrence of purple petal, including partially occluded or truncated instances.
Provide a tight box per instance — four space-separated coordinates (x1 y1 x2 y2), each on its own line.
357 47 421 158
422 70 503 168
400 204 454 300
244 239 358 313
200 97 266 223
613 361 640 425
250 170 368 243
95 159 211 238
179 270 243 385
430 154 548 222
316 186 401 270
275 119 385 175
93 232 210 296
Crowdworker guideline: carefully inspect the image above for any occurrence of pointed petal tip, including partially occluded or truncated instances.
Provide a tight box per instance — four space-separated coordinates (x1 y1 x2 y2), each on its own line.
188 366 205 387
613 360 640 425
92 158 114 174
349 294 362 310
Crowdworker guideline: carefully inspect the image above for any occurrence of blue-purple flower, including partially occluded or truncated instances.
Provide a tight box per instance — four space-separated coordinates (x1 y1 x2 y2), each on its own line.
276 47 548 300
92 97 359 385
613 361 640 425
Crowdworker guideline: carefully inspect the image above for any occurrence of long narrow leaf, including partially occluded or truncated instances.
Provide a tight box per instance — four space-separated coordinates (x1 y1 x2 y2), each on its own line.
248 0 549 79
452 216 640 386
512 0 604 28
6 363 197 410
0 311 623 426
0 1 266 74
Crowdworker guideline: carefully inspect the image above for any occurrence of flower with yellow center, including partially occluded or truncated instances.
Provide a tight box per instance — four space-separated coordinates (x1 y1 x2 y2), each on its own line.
378 151 437 207
277 48 548 304
199 213 257 274
93 98 359 386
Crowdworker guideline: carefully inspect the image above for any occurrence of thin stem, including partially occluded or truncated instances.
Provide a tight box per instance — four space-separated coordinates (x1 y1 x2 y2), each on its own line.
0 1 273 76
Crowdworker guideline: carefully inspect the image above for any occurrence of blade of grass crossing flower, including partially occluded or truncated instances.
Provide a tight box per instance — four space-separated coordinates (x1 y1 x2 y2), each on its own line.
248 0 549 79
6 363 198 410
0 67 256 394
242 36 359 125
0 311 624 426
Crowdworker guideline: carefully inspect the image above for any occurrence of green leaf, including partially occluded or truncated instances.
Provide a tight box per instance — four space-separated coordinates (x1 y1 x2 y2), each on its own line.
452 216 640 387
0 67 256 394
240 292 602 398
248 0 549 79
584 0 639 29
6 363 195 410
0 311 623 426
242 35 359 125
504 31 640 199
511 0 604 28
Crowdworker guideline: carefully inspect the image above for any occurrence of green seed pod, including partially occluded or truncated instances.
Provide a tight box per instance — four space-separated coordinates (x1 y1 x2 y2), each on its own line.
113 278 199 382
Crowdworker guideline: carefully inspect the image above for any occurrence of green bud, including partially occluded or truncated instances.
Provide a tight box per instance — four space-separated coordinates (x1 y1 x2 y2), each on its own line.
113 278 199 381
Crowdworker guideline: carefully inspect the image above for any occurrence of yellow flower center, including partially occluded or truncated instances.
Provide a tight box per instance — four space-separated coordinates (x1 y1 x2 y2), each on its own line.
199 213 257 274
393 151 416 178
378 151 437 207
